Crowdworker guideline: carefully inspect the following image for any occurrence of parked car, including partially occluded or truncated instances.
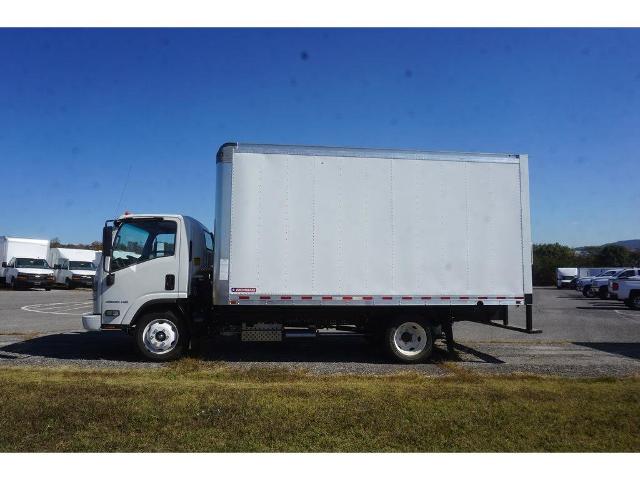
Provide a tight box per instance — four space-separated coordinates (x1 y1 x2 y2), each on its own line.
581 269 624 297
591 268 640 299
606 268 640 299
1 257 55 290
611 276 640 310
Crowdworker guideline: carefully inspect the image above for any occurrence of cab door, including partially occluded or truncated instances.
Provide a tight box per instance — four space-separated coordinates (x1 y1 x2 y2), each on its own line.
101 219 180 325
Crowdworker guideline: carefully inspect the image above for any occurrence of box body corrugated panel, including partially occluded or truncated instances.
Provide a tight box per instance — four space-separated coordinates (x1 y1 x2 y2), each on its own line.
214 145 532 305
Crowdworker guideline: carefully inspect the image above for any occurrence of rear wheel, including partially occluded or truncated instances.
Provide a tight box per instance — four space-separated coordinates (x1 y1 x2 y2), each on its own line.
598 286 608 300
135 310 187 361
583 286 595 298
65 278 75 290
384 318 434 363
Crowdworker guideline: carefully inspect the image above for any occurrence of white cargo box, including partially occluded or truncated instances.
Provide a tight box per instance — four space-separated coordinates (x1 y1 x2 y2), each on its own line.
48 247 100 267
214 144 532 306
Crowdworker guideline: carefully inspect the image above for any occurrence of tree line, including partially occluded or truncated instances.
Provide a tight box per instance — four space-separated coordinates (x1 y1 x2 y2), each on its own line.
533 243 640 286
50 238 102 251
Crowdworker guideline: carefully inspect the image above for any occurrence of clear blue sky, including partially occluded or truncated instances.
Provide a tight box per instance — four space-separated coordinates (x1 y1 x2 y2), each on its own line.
1 28 638 246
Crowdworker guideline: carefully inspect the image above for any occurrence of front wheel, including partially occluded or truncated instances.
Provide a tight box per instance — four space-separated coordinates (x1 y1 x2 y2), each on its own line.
384 318 434 363
135 311 187 361
583 286 595 298
598 287 608 300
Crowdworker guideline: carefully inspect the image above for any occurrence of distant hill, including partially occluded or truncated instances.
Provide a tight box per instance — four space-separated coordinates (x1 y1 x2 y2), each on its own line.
607 239 640 251
575 239 640 252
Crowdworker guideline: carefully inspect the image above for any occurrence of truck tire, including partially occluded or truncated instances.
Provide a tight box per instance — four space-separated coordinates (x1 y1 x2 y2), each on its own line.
65 278 75 290
583 286 594 298
384 318 434 363
598 286 608 300
629 293 640 311
135 310 187 362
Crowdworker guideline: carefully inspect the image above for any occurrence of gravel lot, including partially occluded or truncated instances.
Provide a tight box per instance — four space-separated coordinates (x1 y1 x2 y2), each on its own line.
0 286 639 376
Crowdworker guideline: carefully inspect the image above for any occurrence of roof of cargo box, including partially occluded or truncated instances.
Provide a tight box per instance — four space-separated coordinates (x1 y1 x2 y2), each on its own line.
0 236 50 245
217 142 523 164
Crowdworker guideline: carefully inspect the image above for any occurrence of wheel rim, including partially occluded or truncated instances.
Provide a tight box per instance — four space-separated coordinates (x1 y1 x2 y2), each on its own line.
633 297 640 308
142 319 179 354
393 322 428 356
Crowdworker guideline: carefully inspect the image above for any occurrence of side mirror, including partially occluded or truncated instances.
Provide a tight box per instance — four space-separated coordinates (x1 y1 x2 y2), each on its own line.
102 225 113 258
1 262 6 268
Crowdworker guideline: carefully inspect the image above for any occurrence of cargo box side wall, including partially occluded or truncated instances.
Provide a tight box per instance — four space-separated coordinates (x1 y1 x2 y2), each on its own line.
226 151 527 299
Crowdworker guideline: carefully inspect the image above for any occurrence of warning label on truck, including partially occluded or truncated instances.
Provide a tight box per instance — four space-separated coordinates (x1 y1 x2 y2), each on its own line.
231 288 256 293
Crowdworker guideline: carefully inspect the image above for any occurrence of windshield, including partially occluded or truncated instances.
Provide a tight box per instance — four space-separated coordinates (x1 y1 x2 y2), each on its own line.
598 271 617 276
69 261 95 270
111 220 177 272
16 258 50 269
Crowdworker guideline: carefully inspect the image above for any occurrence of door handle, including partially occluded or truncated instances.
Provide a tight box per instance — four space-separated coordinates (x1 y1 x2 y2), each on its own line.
165 274 175 291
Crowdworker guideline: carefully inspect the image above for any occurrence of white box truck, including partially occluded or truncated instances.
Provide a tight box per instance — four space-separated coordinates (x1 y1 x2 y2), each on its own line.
49 247 100 288
556 267 578 288
0 236 54 289
83 143 536 363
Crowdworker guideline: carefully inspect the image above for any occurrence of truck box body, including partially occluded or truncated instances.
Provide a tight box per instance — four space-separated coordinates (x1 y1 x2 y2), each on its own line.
0 236 50 280
215 144 532 306
48 247 100 267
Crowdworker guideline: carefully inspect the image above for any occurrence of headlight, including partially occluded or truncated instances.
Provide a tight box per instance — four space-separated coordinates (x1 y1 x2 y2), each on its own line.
17 273 28 279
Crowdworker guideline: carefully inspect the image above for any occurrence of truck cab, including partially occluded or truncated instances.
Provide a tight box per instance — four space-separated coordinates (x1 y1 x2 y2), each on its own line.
2 257 55 290
53 259 97 289
83 214 214 359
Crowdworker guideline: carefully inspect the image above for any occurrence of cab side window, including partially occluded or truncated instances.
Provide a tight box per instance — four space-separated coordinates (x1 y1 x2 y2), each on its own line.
111 220 177 272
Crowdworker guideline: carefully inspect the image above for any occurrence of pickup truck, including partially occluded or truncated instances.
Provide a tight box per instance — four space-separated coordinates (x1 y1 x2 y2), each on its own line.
580 269 623 297
591 268 640 299
610 276 640 309
1 257 55 290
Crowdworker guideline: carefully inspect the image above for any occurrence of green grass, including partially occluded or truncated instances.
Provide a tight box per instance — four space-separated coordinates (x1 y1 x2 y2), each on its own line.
0 361 638 452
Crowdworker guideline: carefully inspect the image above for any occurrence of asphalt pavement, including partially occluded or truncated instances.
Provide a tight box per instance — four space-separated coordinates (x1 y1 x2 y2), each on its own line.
0 286 639 376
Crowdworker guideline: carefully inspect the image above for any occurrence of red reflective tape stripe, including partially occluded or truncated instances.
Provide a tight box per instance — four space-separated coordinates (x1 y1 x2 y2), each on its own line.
260 296 271 300
460 296 469 299
280 296 291 300
402 296 413 300
421 296 432 300
440 296 451 300
496 296 506 299
382 296 392 300
229 300 237 305
363 296 373 300
478 296 488 299
342 296 353 300
239 296 249 300
515 296 524 299
301 296 312 300
322 296 333 300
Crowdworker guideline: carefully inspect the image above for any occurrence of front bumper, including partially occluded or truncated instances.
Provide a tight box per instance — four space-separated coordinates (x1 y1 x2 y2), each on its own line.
16 277 54 287
82 314 102 331
71 276 95 287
